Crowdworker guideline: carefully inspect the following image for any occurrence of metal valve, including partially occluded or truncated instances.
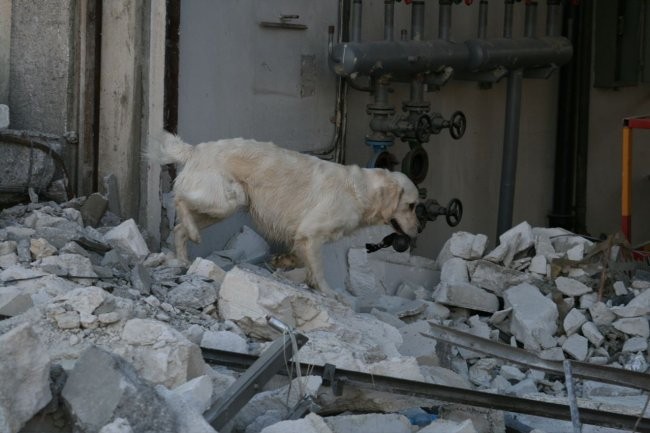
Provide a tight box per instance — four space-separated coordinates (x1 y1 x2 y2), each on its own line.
416 197 464 228
413 111 467 142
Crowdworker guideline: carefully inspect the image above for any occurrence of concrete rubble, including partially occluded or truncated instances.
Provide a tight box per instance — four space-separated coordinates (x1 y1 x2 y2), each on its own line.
0 199 649 433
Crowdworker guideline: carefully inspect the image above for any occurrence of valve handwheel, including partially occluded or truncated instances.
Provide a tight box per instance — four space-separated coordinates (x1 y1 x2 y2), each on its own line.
449 111 467 140
415 114 433 143
445 198 463 227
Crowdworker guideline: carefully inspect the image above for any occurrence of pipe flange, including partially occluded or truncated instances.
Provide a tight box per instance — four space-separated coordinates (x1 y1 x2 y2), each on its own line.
401 146 429 184
368 150 398 170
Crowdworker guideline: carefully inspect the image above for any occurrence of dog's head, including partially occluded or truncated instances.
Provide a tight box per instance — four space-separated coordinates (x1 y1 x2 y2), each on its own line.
369 170 421 239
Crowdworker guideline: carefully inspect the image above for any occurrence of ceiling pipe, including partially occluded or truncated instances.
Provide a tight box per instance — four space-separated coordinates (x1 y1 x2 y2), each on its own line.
439 0 452 40
384 0 394 41
478 0 488 39
351 0 362 42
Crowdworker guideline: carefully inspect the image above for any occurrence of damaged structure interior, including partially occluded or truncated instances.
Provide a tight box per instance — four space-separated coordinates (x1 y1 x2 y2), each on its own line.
2 0 650 432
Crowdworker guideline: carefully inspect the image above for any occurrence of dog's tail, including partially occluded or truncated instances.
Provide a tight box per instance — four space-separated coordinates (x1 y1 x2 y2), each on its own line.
146 130 194 165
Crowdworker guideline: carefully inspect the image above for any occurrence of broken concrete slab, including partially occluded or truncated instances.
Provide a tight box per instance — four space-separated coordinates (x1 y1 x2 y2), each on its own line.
103 219 150 261
130 263 152 295
622 336 648 353
259 413 333 433
200 330 248 354
62 346 176 433
440 257 470 284
562 333 588 361
434 282 499 313
449 232 488 260
0 323 52 433
470 260 533 296
98 418 134 433
581 322 604 347
115 318 207 388
397 320 438 365
33 253 97 278
588 302 616 326
562 308 587 336
554 276 592 297
418 419 478 433
187 257 226 284
503 283 558 351
612 317 650 338
324 413 412 433
172 375 214 414
0 286 33 316
155 384 218 433
29 238 57 259
80 192 108 227
166 278 218 311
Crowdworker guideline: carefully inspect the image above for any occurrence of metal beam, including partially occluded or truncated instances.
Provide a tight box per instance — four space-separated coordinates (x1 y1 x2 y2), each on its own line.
422 322 650 392
201 347 650 432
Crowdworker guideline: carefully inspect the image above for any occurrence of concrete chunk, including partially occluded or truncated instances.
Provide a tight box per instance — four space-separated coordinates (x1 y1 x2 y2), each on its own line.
588 302 616 326
33 253 97 278
62 346 176 433
562 334 589 361
200 330 248 353
187 257 226 284
581 322 604 347
449 232 487 260
434 282 499 313
613 317 650 338
103 219 150 260
418 419 478 433
555 277 592 296
563 308 587 336
0 323 52 433
260 413 333 433
0 104 9 129
324 413 412 433
504 283 558 351
470 260 530 295
167 278 218 310
623 336 648 353
440 257 469 284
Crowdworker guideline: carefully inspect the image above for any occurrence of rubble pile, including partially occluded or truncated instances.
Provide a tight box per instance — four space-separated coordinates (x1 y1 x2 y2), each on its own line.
0 197 649 433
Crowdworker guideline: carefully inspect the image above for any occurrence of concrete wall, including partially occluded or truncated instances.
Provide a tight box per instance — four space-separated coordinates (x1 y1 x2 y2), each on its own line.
8 0 75 134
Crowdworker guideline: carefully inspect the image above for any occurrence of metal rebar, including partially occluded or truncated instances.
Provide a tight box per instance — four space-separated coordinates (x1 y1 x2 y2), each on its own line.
564 360 583 433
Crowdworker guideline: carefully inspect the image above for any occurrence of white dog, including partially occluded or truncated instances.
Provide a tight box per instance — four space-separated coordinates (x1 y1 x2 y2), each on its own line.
149 132 421 297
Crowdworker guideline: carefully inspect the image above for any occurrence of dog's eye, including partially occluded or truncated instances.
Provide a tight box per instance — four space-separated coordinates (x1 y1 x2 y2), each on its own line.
408 203 415 211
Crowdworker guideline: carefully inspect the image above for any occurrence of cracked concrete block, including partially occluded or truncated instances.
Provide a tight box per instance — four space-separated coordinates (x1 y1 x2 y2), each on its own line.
613 317 650 338
611 304 649 318
62 346 176 433
200 330 248 353
623 336 648 353
155 385 217 433
566 243 584 261
0 287 32 317
29 238 57 259
434 282 499 313
497 221 534 266
98 418 133 433
563 308 587 336
500 365 526 381
324 413 412 433
528 255 547 275
534 233 556 260
0 323 51 433
441 257 470 284
54 311 81 329
562 334 588 361
470 260 530 295
116 318 207 388
224 225 270 265
554 276 592 296
187 257 226 284
581 322 604 347
33 253 97 278
418 419 478 433
130 263 152 295
588 302 616 326
613 281 628 296
52 286 108 315
260 413 333 433
0 240 16 255
0 252 18 268
219 266 333 340
504 283 558 351
539 347 565 361
469 357 498 387
104 219 149 261
167 278 218 310
449 232 487 260
172 375 213 414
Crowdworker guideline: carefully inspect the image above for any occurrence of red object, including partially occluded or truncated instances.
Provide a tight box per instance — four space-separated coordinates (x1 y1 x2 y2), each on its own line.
465 0 474 5
625 116 650 130
404 0 413 4
622 215 632 243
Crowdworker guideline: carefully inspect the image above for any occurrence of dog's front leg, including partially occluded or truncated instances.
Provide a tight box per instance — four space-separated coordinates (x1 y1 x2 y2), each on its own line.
293 237 336 297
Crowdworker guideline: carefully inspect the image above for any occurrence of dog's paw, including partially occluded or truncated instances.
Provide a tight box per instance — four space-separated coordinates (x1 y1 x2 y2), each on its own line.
269 253 301 270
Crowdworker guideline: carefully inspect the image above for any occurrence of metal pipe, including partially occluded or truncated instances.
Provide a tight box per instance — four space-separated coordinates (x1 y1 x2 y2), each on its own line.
351 0 362 42
546 0 562 37
503 0 514 38
496 68 523 237
411 0 425 41
525 1 537 38
384 0 394 41
478 0 488 39
439 0 452 40
465 36 572 70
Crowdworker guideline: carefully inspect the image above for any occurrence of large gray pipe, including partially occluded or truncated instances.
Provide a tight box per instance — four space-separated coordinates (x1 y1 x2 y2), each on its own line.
384 0 394 41
439 0 452 40
351 0 362 42
411 0 425 41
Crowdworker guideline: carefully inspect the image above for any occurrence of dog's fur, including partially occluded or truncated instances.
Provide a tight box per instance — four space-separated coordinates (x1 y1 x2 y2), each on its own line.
148 132 421 296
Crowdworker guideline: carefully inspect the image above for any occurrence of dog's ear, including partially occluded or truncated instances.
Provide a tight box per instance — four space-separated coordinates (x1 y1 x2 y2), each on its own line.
362 170 404 223
379 179 404 222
